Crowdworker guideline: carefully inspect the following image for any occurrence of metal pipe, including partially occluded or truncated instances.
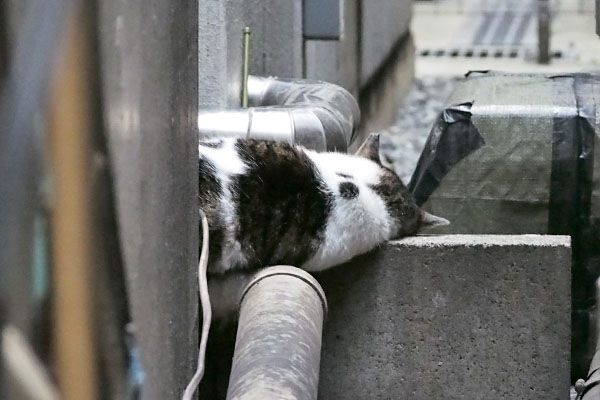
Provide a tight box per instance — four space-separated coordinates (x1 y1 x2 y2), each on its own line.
537 0 551 64
241 27 250 108
226 266 327 400
596 0 600 37
198 75 360 152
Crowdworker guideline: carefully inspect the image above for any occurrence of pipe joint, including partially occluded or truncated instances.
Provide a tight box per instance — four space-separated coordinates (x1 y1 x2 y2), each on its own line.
199 76 360 152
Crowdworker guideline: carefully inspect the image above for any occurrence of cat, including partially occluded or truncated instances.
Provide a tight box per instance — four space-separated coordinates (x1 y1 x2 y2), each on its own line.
199 132 449 275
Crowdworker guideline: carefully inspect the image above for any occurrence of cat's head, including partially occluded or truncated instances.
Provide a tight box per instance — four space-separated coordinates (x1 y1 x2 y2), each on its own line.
355 133 450 238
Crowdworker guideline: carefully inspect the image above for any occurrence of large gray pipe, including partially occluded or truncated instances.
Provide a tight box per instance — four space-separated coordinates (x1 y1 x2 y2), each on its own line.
198 76 360 152
226 266 327 400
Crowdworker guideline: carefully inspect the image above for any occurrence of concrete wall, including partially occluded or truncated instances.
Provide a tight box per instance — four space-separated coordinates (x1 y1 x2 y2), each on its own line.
99 1 200 398
315 235 571 399
199 0 415 131
202 235 571 398
199 0 303 108
305 0 360 95
360 0 413 85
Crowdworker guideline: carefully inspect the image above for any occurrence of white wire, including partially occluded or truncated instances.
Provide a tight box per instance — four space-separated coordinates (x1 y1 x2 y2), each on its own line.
182 209 212 400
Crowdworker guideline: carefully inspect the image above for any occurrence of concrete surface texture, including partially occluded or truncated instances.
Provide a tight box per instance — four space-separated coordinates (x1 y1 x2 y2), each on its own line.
315 235 571 399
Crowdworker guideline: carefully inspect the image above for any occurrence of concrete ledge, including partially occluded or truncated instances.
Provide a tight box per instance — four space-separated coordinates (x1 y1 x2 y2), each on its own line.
315 235 571 399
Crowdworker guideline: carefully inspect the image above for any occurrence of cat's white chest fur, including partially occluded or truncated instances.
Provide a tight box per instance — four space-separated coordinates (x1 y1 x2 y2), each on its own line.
302 151 392 271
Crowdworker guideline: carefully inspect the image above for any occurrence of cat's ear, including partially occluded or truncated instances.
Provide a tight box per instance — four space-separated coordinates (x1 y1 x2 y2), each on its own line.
419 211 450 230
355 133 381 164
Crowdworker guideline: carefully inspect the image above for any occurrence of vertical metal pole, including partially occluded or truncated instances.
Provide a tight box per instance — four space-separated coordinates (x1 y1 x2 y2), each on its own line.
596 0 600 37
226 266 327 400
537 0 551 64
242 27 250 108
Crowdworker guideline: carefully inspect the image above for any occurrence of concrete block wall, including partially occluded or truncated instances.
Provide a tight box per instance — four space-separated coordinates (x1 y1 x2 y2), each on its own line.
199 0 415 131
202 235 572 398
315 235 571 399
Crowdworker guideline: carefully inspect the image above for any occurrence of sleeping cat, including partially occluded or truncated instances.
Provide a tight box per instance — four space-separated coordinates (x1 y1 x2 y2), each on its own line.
199 133 449 275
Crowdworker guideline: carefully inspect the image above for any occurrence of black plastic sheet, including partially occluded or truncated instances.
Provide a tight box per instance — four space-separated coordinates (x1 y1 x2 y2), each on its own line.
408 102 485 205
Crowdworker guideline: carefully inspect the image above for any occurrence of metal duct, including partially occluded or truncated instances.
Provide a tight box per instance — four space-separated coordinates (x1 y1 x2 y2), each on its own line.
198 75 360 152
226 265 327 400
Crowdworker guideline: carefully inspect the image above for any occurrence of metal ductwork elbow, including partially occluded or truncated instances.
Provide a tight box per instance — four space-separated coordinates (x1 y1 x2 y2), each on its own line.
198 76 361 152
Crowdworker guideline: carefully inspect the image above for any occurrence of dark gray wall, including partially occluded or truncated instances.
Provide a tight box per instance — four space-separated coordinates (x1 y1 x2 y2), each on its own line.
199 0 414 107
99 1 199 398
199 0 303 108
360 0 413 84
305 0 360 95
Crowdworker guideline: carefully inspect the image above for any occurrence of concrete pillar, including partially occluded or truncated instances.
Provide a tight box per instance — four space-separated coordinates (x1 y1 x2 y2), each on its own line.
315 235 571 399
98 1 199 398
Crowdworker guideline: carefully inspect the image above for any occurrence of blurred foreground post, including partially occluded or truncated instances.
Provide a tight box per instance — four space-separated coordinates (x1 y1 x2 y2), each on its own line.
98 0 200 397
49 3 100 399
537 0 551 64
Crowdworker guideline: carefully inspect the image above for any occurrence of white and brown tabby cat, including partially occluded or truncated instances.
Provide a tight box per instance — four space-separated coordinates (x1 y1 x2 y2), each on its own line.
199 133 449 275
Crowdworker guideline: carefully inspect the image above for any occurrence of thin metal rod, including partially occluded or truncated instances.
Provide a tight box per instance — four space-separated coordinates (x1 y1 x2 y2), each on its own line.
241 27 250 108
596 0 600 37
537 0 551 64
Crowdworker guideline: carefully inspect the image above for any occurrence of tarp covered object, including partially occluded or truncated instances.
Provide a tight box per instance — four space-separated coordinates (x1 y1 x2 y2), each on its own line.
409 71 600 380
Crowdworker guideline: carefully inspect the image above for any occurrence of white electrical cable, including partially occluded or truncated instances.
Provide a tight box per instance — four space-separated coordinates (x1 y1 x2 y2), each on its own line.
182 209 211 400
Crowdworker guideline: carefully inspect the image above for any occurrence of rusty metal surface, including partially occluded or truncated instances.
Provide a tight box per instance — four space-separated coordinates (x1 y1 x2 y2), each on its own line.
226 266 326 400
98 0 199 398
